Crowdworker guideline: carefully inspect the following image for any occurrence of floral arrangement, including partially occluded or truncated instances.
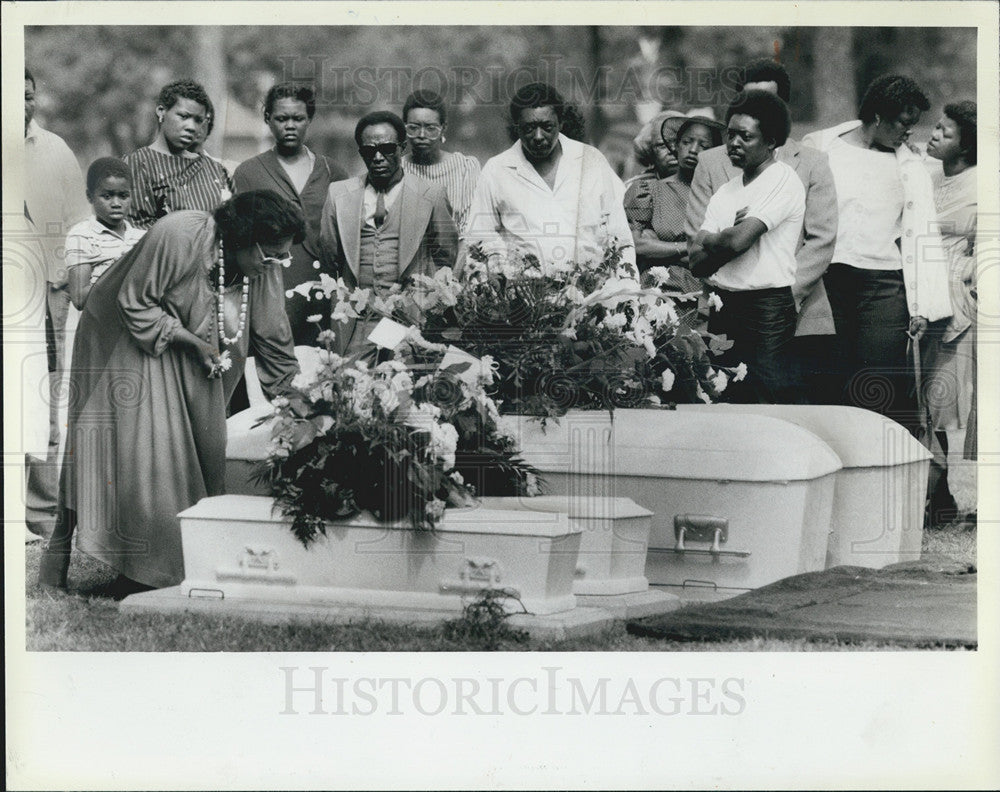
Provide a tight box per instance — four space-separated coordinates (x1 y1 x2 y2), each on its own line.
296 244 741 419
255 323 539 546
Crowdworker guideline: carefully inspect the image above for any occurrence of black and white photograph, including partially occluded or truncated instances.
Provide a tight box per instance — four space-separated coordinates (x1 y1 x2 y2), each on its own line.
4 1 999 789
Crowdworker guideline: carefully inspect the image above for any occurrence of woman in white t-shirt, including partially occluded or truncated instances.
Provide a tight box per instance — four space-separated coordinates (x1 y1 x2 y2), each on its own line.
690 90 805 403
802 75 951 434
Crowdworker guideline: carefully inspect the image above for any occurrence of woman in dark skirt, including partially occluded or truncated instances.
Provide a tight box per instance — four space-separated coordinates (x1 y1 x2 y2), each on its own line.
803 75 952 432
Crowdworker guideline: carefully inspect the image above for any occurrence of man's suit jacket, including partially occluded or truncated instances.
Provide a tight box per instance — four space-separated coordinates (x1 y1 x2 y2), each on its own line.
318 174 458 287
685 140 839 336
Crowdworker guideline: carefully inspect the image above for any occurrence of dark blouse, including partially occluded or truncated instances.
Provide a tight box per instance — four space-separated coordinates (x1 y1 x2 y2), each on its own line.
232 149 348 345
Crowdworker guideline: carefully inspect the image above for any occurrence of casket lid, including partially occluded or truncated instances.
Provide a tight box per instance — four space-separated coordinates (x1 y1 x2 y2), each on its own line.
677 404 933 468
510 409 842 482
178 495 580 537
477 495 653 519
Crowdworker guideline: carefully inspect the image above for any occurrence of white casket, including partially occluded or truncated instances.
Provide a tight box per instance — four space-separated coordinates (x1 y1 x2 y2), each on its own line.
477 495 653 595
678 404 932 568
177 495 581 616
509 409 842 600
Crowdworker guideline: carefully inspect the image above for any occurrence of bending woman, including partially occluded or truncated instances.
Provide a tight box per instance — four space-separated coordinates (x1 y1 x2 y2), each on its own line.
803 75 951 431
39 191 303 593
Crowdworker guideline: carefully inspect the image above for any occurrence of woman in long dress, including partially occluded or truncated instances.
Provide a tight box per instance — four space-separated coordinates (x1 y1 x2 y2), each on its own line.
39 190 303 593
233 82 347 345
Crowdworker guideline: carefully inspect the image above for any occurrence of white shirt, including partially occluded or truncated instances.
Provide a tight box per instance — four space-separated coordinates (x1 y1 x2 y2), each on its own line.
24 120 91 284
64 217 146 284
465 134 636 271
701 159 805 291
362 177 404 229
826 137 904 270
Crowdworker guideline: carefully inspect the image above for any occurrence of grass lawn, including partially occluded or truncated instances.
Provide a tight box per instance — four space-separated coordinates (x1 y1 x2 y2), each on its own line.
24 519 976 652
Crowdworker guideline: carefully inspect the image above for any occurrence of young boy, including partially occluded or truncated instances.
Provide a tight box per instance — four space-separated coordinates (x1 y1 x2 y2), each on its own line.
690 90 806 404
58 159 146 462
64 157 146 310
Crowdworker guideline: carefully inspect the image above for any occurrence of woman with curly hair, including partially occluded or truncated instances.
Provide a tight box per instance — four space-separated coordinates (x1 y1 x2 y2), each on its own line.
690 91 805 404
803 74 952 431
922 100 978 522
125 79 235 229
39 191 303 594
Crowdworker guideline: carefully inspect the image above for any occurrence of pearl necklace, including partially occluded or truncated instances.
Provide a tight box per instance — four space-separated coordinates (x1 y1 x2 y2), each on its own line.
216 239 249 347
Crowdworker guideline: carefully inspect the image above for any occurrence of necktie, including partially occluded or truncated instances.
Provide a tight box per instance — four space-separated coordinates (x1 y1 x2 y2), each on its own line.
374 190 387 229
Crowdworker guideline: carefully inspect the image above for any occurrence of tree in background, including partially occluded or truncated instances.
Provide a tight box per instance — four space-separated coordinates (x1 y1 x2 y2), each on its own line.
26 26 976 172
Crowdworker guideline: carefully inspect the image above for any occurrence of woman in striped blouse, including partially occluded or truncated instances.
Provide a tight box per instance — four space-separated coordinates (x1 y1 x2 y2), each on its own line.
400 89 481 233
125 79 234 230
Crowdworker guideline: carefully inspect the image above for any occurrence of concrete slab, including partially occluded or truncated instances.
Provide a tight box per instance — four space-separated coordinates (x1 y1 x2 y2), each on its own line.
119 586 619 642
575 589 682 619
627 559 977 648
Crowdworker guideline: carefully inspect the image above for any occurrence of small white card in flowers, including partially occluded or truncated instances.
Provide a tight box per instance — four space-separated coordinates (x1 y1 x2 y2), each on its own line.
367 317 410 349
439 345 481 385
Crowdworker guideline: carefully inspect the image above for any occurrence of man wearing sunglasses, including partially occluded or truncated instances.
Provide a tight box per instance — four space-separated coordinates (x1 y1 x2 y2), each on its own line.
319 110 457 353
465 82 636 275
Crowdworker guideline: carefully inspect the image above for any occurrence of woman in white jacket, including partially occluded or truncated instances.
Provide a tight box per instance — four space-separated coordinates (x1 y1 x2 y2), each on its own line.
803 74 951 434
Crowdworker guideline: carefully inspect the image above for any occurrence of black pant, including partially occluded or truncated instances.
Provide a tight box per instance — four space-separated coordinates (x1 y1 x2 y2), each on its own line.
790 334 840 405
708 286 801 404
824 263 918 433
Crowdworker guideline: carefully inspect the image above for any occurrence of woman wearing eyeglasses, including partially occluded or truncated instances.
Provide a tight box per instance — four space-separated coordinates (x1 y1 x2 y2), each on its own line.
39 191 303 594
400 90 481 233
233 82 348 345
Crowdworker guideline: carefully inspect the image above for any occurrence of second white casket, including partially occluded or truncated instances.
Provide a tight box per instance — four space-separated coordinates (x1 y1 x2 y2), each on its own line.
509 409 842 599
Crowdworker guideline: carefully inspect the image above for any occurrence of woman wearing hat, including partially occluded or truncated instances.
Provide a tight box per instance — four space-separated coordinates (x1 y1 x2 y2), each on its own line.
626 115 723 272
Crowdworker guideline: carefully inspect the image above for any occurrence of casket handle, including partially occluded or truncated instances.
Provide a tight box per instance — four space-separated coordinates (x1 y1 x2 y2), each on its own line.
672 514 750 560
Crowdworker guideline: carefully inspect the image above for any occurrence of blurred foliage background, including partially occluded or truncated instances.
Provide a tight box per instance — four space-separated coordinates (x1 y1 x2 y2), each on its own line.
25 25 977 176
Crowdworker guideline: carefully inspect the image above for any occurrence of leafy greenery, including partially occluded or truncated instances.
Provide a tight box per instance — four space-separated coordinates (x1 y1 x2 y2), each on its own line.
253 330 538 545
441 589 530 650
427 244 741 416
289 245 739 424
